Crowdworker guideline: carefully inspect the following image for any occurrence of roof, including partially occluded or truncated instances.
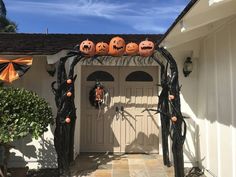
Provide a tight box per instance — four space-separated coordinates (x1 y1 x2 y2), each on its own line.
0 33 162 55
158 0 236 48
157 0 199 46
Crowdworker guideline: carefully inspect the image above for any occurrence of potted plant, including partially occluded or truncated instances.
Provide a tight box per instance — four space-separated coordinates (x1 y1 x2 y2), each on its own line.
0 87 53 177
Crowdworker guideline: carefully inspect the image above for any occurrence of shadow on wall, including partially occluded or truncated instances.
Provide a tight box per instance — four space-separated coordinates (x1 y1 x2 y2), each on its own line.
9 127 57 169
181 114 203 167
80 101 159 153
125 132 159 153
9 136 37 167
37 137 57 168
7 57 58 168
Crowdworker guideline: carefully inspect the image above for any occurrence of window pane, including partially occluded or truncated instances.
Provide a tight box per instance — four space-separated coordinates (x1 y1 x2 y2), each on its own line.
126 71 153 82
87 71 114 81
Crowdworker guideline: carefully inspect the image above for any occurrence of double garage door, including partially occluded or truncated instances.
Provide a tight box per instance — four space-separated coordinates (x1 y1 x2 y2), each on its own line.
80 66 159 153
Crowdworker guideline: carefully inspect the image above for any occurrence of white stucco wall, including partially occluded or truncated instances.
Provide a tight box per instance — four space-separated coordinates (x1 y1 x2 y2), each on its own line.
169 17 236 177
197 18 236 177
8 56 58 169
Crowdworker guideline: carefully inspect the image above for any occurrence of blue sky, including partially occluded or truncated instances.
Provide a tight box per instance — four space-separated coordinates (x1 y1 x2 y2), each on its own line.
5 0 189 34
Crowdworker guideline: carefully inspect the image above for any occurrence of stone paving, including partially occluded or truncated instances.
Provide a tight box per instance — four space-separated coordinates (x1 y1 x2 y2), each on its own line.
69 153 175 177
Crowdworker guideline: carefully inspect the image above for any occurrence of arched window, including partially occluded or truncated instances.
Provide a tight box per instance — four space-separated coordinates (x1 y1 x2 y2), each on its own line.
126 71 153 82
87 71 114 81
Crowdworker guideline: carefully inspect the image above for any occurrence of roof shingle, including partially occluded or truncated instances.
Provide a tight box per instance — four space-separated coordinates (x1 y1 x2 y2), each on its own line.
0 33 162 55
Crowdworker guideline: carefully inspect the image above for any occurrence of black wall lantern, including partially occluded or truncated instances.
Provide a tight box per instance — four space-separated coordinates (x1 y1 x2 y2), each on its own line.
183 57 193 77
46 63 56 77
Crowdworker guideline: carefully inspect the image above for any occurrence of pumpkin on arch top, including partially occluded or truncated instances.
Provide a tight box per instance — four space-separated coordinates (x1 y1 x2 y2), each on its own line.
80 39 96 57
125 42 139 56
96 42 109 56
109 36 126 56
139 39 155 57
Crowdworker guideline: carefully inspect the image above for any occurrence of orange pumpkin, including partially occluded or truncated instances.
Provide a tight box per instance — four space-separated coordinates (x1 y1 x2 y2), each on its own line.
125 42 139 56
66 79 72 84
171 116 177 122
139 39 155 57
169 95 175 100
109 36 126 56
80 39 95 57
65 117 71 124
67 91 72 97
96 42 109 55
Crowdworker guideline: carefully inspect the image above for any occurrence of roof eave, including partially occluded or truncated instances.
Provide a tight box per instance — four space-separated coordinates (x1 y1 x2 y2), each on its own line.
157 0 199 47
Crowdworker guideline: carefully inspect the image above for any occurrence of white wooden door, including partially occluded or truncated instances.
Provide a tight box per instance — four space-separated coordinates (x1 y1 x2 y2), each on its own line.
120 67 159 153
80 66 159 153
80 66 121 152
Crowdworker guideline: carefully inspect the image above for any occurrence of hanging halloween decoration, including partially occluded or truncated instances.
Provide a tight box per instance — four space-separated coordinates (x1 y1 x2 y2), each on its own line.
51 51 84 175
125 42 139 56
0 57 33 83
96 42 109 55
109 36 126 56
139 39 155 57
45 63 56 77
151 55 171 167
52 43 186 177
80 39 95 57
156 47 187 177
89 81 109 109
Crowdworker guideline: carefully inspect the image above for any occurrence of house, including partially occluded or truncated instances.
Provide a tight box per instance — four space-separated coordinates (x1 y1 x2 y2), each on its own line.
0 0 236 177
0 34 163 169
158 0 236 177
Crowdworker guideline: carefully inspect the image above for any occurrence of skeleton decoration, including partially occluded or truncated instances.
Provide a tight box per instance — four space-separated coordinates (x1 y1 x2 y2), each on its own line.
52 39 186 177
89 81 109 109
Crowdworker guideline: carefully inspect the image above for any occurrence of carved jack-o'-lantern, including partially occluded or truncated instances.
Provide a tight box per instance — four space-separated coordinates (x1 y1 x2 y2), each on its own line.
96 42 109 55
109 36 126 56
125 42 139 56
80 39 95 57
139 39 155 57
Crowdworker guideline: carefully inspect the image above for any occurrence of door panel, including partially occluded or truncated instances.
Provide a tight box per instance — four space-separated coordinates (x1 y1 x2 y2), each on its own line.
80 66 120 152
80 66 159 153
120 67 159 153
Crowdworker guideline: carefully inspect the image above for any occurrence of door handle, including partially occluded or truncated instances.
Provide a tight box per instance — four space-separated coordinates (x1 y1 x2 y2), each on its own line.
120 106 124 120
115 106 119 120
115 106 119 112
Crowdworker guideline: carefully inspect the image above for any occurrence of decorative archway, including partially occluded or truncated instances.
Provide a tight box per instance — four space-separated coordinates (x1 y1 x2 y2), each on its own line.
51 47 186 177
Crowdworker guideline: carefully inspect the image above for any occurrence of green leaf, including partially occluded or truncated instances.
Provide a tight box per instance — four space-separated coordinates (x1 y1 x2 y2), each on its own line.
0 87 54 143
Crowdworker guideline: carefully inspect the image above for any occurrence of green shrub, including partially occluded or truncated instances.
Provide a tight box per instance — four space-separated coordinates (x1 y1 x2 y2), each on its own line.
0 87 54 143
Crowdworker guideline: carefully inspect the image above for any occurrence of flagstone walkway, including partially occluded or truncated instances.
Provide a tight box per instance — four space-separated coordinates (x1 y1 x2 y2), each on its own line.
69 153 174 177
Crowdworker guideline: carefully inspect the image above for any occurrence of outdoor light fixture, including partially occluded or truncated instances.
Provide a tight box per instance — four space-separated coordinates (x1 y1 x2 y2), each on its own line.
46 63 56 77
209 0 224 6
180 20 186 32
183 57 193 77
